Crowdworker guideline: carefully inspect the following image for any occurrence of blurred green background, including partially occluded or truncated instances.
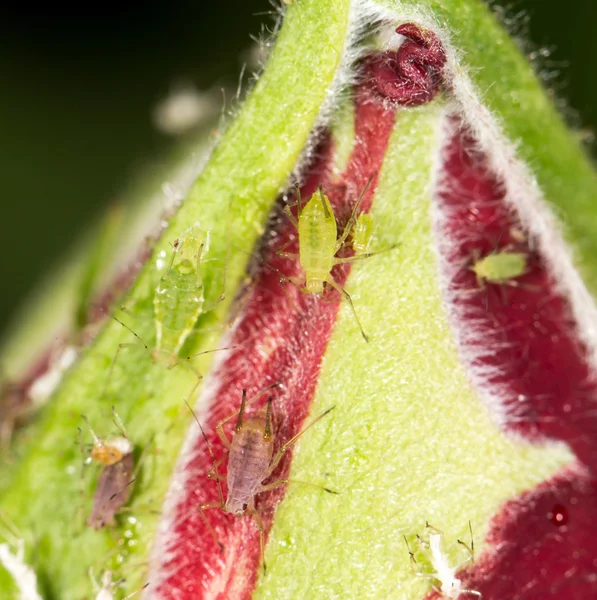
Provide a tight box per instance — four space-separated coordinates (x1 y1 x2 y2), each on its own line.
1 0 595 339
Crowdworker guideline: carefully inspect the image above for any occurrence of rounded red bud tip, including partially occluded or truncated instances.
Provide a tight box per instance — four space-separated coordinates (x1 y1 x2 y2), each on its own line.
364 23 447 106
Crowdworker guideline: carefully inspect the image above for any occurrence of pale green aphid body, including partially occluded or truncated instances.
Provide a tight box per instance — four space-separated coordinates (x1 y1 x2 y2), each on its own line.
298 188 338 294
107 223 215 388
472 250 528 285
153 223 205 357
352 213 374 253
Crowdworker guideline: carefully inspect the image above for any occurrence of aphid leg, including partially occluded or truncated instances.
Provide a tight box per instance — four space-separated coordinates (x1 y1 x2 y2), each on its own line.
403 535 418 574
183 344 241 363
258 477 337 495
425 521 444 536
296 184 303 214
283 203 299 230
334 175 375 251
456 520 475 563
277 274 304 314
275 238 299 260
206 455 227 481
262 405 335 479
247 505 267 575
196 503 225 552
332 245 398 264
122 582 150 599
324 277 369 342
279 184 305 231
184 398 226 548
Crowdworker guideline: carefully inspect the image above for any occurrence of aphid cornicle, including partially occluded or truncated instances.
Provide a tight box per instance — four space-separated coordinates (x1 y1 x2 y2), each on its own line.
405 522 481 599
187 386 335 569
279 180 393 342
80 410 137 530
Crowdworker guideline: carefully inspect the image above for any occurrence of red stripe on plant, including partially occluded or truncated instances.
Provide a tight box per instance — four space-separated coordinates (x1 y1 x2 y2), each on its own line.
150 79 399 598
455 466 597 600
432 114 597 598
434 117 597 471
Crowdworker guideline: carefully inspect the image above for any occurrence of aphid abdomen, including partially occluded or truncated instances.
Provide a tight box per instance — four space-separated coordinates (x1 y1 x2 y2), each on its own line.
298 191 337 292
87 452 135 529
226 425 273 515
153 224 205 355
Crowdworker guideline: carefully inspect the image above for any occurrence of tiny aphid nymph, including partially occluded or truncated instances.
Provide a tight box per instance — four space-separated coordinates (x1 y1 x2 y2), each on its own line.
187 386 336 570
80 410 137 530
352 213 374 254
471 250 528 287
405 522 481 599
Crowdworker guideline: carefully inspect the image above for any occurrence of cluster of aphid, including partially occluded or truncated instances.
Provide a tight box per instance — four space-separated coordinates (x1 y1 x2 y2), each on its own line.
0 178 502 598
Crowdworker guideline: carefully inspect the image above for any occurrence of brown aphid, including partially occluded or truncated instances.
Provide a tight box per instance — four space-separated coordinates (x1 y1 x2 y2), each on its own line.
81 411 136 529
187 386 335 568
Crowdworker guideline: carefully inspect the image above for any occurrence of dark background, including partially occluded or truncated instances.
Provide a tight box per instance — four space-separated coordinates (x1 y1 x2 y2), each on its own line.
1 1 595 338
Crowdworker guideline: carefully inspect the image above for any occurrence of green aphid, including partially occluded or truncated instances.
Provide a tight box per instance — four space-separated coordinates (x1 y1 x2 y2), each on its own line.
108 223 226 385
153 223 206 357
471 249 528 287
352 213 374 254
279 181 393 342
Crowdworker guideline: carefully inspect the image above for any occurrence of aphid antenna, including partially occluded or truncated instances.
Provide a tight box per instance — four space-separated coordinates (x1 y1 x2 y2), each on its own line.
335 173 376 249
104 311 151 355
316 186 333 220
81 415 102 448
218 384 281 438
98 309 154 401
160 238 184 284
111 407 129 439
183 398 225 551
